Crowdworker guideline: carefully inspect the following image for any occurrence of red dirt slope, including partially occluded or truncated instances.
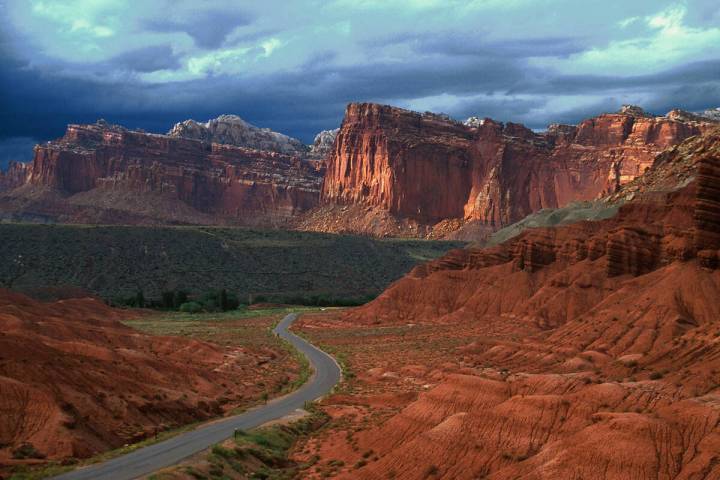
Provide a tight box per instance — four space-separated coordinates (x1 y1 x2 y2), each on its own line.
0 292 280 467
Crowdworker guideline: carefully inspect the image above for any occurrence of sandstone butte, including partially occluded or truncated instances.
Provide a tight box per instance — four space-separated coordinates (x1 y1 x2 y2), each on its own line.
303 128 720 479
1 105 716 236
0 289 295 472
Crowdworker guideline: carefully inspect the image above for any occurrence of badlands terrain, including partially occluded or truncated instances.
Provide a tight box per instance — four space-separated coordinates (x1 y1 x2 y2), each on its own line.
0 291 307 477
279 127 720 479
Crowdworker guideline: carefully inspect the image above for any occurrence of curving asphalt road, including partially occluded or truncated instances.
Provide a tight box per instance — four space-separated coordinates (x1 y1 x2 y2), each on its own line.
52 313 341 480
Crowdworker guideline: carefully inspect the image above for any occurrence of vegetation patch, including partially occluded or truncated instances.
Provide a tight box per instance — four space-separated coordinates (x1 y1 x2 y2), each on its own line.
0 224 463 304
153 405 331 480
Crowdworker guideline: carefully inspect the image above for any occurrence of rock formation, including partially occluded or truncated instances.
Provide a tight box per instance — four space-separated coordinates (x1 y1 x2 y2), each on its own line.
0 121 322 225
309 128 339 160
296 128 720 480
319 103 715 237
0 161 30 192
168 114 308 155
348 128 720 324
2 104 716 234
698 107 720 121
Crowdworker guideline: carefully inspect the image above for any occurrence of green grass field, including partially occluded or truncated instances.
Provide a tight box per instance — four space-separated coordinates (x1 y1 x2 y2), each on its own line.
0 224 464 303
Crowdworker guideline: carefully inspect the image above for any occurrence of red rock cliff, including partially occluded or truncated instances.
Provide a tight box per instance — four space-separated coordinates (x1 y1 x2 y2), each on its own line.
322 103 713 229
15 121 323 225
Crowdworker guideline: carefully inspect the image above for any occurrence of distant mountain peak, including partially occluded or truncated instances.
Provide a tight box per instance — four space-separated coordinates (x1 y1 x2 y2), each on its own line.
618 105 651 117
168 114 308 154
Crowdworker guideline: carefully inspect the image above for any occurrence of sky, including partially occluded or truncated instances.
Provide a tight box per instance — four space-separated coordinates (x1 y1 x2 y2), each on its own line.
1 0 719 168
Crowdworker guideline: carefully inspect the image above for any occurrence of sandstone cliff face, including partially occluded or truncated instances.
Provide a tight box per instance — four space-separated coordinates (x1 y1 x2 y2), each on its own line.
2 105 715 232
6 121 322 225
168 114 308 155
0 161 30 192
322 103 714 232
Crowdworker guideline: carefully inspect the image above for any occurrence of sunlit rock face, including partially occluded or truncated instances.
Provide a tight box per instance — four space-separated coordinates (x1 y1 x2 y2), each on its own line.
322 102 715 230
2 104 716 233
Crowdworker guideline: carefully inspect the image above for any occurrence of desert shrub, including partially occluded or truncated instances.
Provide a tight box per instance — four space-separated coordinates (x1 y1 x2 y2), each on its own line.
252 295 268 304
199 289 239 311
12 442 45 459
179 301 203 313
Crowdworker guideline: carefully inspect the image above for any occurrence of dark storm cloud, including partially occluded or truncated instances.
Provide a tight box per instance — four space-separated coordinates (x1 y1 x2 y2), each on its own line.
531 59 720 95
1 50 718 146
446 96 549 123
143 9 254 49
110 45 182 73
371 32 590 59
0 137 37 171
1 0 719 152
0 50 536 142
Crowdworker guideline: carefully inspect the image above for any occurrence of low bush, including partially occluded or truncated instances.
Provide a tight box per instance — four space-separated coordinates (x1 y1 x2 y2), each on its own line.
179 301 203 313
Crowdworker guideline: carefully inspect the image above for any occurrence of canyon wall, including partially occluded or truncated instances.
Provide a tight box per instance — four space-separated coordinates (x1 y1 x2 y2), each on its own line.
347 128 720 326
321 103 713 231
2 121 323 225
1 105 714 232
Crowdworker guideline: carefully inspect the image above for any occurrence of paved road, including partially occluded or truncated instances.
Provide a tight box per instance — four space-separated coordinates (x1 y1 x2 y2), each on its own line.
53 313 341 480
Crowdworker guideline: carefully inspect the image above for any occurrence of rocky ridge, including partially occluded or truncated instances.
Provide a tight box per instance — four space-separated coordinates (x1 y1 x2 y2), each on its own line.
0 290 292 467
309 128 339 160
168 114 308 155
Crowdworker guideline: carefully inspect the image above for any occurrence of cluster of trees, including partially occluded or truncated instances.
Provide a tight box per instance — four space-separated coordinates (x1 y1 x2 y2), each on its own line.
276 294 376 307
176 289 240 313
112 289 239 312
112 289 377 312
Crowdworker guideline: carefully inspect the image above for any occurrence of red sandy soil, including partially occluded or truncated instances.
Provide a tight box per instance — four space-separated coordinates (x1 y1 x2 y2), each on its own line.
0 292 295 472
290 134 720 479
